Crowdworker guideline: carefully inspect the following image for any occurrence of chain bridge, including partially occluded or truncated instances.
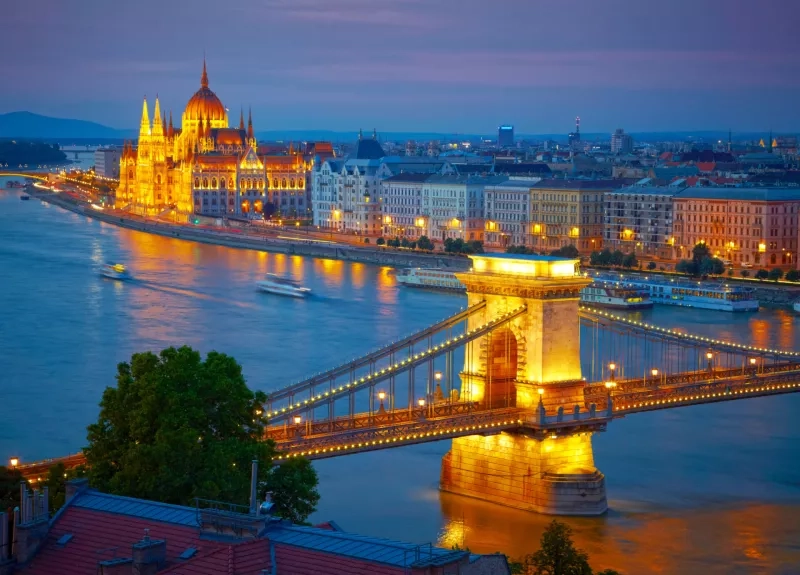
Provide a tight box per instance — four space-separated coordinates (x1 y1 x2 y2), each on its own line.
16 254 800 516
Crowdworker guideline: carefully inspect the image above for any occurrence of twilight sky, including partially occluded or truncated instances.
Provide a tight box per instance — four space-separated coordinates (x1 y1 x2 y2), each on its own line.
2 0 799 134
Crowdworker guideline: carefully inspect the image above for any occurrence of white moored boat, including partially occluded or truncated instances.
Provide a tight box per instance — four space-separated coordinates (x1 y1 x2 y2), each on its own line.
793 301 800 314
101 263 129 280
396 268 465 291
256 274 311 298
580 282 653 310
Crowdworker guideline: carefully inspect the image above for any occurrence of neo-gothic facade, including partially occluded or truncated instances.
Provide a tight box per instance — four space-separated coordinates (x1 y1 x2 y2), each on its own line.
117 61 311 219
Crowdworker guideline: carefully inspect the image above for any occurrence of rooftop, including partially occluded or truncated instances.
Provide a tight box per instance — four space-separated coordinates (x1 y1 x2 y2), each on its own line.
675 187 800 201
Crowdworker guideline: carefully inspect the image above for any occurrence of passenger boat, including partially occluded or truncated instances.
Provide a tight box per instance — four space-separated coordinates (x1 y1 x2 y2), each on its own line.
793 301 800 314
592 273 758 312
20 194 30 200
101 263 129 280
396 268 465 291
580 282 653 309
256 274 311 298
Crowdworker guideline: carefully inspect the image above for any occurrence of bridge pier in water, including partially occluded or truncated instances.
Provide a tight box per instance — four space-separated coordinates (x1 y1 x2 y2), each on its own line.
440 254 608 515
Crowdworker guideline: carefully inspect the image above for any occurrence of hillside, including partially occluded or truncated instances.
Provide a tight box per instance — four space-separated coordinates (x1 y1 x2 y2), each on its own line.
0 112 126 140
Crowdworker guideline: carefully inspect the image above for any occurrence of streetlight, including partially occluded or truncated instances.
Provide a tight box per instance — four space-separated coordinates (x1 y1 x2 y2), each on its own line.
9 457 19 468
434 371 443 401
293 415 302 425
377 391 386 414
706 351 714 374
418 398 426 407
608 362 616 381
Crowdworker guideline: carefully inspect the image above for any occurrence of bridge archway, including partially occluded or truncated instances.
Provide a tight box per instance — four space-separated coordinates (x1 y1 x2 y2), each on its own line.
484 327 519 408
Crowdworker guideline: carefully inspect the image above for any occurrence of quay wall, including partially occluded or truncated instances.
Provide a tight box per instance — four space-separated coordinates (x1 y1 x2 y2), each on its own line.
29 189 472 271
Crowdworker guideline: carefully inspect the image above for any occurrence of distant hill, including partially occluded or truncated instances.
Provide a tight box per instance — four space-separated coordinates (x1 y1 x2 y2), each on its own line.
0 112 129 140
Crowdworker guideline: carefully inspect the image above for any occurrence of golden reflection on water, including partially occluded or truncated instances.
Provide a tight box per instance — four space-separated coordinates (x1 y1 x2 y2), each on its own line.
438 494 800 574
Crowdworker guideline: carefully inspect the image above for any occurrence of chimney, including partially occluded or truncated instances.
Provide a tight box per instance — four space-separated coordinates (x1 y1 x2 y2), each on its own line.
249 460 259 516
97 557 133 575
131 530 166 575
12 483 51 564
65 478 89 504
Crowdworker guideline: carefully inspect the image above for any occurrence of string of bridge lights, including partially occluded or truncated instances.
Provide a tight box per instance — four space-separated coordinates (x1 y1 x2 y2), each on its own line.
265 306 527 419
580 306 800 358
615 381 800 412
273 418 524 460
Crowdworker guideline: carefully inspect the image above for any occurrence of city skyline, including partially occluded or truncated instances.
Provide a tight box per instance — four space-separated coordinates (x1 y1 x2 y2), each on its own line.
2 0 800 133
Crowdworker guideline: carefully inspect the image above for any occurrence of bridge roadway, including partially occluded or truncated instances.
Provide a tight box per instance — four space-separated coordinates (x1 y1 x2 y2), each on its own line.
265 301 487 408
15 365 800 479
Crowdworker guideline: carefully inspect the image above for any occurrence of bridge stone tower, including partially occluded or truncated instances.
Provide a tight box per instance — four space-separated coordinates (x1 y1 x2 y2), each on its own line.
440 254 607 515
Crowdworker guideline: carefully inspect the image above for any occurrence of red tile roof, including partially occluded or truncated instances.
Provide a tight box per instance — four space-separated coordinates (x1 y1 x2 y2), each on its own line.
19 507 226 575
161 539 270 575
274 544 406 575
697 162 716 173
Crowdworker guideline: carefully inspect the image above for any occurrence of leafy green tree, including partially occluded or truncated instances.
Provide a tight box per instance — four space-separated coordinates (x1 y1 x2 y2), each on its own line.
45 463 87 514
376 237 385 246
265 458 320 524
400 237 411 248
647 261 656 270
467 240 484 254
785 269 800 282
621 253 638 269
524 520 592 575
769 268 784 282
0 465 23 511
727 268 734 277
611 250 625 267
363 237 370 244
550 245 579 259
85 347 276 507
755 269 770 280
692 242 710 269
740 269 751 278
675 259 693 274
417 236 434 251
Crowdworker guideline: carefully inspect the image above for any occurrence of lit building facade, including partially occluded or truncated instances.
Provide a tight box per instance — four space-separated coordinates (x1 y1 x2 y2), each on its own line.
610 128 633 154
117 61 311 219
672 188 800 268
94 147 120 179
484 180 534 248
603 185 682 258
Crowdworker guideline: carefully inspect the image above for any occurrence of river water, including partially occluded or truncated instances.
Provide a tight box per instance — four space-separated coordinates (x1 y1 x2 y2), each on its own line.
1 184 799 574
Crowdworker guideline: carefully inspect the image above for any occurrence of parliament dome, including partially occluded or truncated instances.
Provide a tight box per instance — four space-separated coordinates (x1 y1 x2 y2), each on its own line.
184 61 227 122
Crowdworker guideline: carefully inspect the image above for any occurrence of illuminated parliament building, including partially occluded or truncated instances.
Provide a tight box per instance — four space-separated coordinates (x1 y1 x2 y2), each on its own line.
117 60 312 219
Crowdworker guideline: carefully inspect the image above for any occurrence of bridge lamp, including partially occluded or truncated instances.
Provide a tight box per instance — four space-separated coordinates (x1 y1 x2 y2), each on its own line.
418 398 426 407
651 368 659 378
435 371 442 381
749 358 757 365
604 381 616 389
9 457 19 468
378 391 386 401
293 415 302 425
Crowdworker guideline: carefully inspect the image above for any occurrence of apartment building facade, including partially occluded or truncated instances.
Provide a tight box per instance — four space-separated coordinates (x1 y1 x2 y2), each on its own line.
603 185 683 258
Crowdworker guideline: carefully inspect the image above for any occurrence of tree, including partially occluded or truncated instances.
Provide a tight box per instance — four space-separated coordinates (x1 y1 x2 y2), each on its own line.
85 347 279 508
740 269 751 278
610 250 625 267
0 465 23 511
785 269 800 282
769 268 784 282
755 269 770 280
550 245 579 259
727 268 734 277
621 253 638 269
45 463 87 514
417 236 434 251
400 237 411 248
363 237 370 244
376 237 385 246
524 520 592 575
265 458 320 524
468 240 484 254
675 260 693 274
647 261 657 270
692 242 710 269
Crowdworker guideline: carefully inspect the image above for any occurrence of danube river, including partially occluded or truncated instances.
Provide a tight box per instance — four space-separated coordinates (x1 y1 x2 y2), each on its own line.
1 187 799 574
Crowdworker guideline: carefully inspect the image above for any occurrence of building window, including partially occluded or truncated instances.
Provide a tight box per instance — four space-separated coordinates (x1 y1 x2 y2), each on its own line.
194 177 200 188
203 177 209 188
212 177 217 188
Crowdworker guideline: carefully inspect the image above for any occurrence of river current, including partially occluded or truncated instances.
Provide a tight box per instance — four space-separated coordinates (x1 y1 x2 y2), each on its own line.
1 185 799 574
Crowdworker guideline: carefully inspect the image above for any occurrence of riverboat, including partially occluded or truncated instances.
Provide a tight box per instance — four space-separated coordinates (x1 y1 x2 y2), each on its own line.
793 301 800 314
593 273 758 312
580 282 653 310
396 268 465 291
256 274 311 298
101 263 129 280
20 194 30 200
